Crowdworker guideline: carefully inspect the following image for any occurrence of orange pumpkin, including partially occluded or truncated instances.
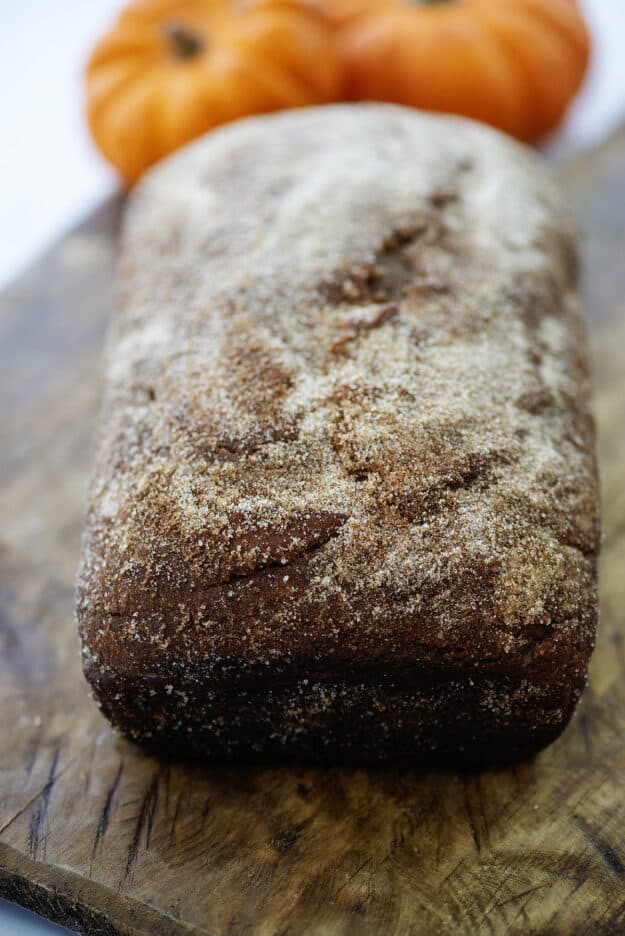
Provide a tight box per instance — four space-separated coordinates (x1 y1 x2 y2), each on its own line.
326 0 591 143
86 0 342 184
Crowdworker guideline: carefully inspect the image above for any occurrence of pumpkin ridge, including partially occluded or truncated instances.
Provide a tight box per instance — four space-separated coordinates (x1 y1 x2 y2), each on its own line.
87 62 150 119
226 46 322 108
93 76 160 183
447 12 532 139
504 0 590 58
477 6 586 139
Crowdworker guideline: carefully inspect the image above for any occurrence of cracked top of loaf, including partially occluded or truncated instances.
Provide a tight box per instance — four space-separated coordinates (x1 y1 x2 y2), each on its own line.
77 104 599 694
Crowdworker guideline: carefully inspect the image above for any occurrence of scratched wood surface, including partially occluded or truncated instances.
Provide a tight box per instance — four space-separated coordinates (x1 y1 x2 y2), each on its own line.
1 127 625 936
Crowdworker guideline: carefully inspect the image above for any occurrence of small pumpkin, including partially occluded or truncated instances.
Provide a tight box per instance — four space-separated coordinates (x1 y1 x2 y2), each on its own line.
86 0 342 184
326 0 591 143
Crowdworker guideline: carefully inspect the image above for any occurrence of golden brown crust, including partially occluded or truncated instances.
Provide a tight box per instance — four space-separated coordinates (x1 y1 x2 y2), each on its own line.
76 105 599 763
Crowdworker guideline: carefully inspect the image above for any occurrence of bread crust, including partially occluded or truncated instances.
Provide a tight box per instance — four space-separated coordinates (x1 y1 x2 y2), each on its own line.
77 105 599 764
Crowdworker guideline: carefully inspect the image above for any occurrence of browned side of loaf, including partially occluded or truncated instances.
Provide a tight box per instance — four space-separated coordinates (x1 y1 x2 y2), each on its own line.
76 104 599 765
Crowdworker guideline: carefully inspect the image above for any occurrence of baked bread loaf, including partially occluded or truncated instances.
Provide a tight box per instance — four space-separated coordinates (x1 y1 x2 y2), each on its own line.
77 104 599 765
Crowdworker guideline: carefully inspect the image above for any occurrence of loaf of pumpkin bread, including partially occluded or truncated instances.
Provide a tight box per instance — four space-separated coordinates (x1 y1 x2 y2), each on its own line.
77 105 599 764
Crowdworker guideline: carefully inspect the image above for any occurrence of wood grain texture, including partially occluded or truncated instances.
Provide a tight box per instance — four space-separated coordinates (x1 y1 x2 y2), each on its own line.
1 129 625 935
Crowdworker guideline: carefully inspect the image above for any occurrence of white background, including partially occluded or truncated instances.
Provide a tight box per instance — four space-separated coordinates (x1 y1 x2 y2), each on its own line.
1 1 625 933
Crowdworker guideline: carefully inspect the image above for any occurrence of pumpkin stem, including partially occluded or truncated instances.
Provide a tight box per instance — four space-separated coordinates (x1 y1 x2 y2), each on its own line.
163 22 204 60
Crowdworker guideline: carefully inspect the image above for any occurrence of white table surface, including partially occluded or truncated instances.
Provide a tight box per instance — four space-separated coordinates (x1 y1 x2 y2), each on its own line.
1 1 625 933
0 901 76 936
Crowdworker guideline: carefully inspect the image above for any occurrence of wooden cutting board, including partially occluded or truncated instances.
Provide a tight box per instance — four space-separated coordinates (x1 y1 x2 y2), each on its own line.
1 126 625 936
